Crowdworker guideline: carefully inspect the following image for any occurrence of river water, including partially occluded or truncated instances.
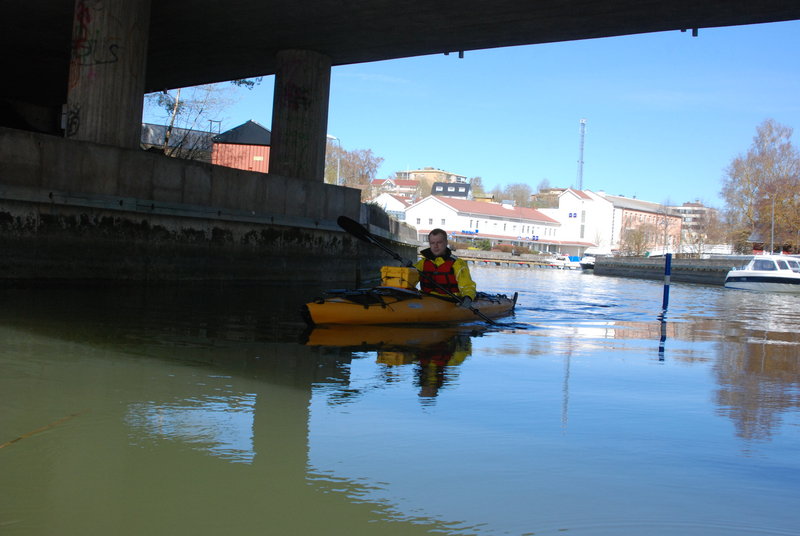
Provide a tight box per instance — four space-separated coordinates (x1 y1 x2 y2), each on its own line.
2 266 799 535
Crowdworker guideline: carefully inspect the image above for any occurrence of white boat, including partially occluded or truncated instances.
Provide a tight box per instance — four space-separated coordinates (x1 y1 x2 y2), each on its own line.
578 255 596 270
724 254 800 293
553 255 581 270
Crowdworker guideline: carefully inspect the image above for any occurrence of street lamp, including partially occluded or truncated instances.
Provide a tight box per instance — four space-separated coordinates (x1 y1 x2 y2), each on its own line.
770 195 775 254
326 134 341 185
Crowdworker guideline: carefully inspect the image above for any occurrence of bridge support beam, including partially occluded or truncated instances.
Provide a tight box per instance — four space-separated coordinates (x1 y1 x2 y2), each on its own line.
65 0 151 149
269 50 332 182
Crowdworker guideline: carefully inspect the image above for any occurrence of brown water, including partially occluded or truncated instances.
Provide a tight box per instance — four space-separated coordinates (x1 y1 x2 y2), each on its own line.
2 267 799 535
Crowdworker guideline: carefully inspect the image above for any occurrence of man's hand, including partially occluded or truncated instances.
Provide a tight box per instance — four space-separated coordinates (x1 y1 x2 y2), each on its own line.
459 296 473 309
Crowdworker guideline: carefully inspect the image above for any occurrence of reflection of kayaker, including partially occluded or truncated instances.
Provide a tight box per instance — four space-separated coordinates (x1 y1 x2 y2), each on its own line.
415 335 471 400
303 323 475 402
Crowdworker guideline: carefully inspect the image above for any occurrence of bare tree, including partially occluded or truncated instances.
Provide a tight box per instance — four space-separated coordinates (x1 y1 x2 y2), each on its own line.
324 140 384 196
143 79 262 161
721 119 800 252
504 183 534 207
620 225 655 256
469 176 485 197
683 210 725 256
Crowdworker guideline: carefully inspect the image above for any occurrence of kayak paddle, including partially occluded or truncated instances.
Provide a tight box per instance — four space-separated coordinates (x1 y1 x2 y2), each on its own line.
337 215 497 325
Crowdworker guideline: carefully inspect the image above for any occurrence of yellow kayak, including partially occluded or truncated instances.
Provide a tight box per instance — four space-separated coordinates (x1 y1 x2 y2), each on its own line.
303 287 517 325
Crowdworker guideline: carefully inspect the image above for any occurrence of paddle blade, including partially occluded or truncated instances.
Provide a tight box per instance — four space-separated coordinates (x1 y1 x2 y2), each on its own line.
337 216 372 243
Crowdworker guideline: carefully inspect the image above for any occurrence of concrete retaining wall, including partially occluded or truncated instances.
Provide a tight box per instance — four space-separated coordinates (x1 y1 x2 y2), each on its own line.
1 127 359 221
0 127 416 285
593 256 749 286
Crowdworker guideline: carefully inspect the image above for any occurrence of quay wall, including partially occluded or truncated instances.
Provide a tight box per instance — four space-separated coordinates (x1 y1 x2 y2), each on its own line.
0 127 417 286
454 250 569 267
592 256 749 285
454 248 748 286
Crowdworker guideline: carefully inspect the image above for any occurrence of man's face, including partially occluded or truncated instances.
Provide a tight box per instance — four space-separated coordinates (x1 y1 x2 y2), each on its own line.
428 234 448 257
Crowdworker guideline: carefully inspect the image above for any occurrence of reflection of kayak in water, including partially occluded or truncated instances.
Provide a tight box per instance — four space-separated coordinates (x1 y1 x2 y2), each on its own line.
303 323 484 350
303 287 517 326
305 323 477 402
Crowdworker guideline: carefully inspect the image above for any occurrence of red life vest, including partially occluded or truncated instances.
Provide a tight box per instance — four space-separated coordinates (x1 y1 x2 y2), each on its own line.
420 258 460 295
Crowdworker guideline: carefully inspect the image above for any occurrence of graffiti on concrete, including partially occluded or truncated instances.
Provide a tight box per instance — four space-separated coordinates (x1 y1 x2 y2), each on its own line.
282 83 312 112
70 0 121 72
65 105 81 138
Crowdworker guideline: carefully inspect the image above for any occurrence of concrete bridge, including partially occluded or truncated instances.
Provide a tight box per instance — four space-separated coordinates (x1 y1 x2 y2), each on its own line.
2 1 798 284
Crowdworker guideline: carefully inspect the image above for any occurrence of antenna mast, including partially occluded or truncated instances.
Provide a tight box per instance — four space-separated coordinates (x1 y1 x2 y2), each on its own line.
577 118 586 190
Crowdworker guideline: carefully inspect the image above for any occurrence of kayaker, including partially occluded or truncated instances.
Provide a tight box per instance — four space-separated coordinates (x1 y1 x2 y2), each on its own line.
413 229 477 308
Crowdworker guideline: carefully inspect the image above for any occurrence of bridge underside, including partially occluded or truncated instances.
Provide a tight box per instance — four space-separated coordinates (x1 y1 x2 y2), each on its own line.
6 1 800 106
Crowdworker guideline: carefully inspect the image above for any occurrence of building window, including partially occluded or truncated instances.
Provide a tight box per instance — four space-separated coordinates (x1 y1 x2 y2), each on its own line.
428 218 433 225
416 218 421 225
441 219 446 225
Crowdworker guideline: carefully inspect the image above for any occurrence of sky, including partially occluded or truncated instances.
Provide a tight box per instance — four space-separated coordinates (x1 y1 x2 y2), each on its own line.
154 19 800 209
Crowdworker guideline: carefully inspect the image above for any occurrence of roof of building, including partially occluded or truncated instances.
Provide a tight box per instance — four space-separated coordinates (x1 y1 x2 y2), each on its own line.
603 194 671 214
372 178 419 187
212 120 271 146
373 192 413 206
431 182 471 197
417 196 559 224
416 229 594 247
141 123 214 150
561 188 593 200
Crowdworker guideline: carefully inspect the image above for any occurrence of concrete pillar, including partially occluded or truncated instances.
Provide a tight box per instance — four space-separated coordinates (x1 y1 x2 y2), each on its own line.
269 50 332 182
66 0 151 149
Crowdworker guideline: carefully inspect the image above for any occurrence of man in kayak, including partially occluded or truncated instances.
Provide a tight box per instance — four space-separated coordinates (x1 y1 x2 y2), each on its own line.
413 228 477 308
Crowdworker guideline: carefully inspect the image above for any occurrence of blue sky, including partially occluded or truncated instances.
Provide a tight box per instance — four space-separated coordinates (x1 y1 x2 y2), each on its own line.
191 20 800 209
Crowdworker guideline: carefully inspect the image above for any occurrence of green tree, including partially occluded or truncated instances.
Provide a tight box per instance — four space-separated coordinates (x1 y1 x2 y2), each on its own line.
721 119 800 252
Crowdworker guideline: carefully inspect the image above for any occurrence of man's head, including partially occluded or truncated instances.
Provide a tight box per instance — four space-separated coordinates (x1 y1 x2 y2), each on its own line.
427 228 448 257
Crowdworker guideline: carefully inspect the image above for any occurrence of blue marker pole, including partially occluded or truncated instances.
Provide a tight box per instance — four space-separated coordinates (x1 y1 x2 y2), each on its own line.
661 253 672 311
658 253 672 360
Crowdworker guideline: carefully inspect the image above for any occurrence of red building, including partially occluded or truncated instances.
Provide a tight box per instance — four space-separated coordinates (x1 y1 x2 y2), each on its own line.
211 120 271 173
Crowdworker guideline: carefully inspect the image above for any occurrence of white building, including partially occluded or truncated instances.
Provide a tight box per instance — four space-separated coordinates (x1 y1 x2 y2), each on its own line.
540 189 616 255
371 193 411 221
405 196 589 254
539 189 684 255
370 178 419 198
395 188 688 257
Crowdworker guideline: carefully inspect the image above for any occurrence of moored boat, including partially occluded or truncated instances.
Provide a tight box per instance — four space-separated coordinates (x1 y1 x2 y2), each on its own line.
303 287 517 325
552 255 581 270
578 254 596 270
723 254 800 293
